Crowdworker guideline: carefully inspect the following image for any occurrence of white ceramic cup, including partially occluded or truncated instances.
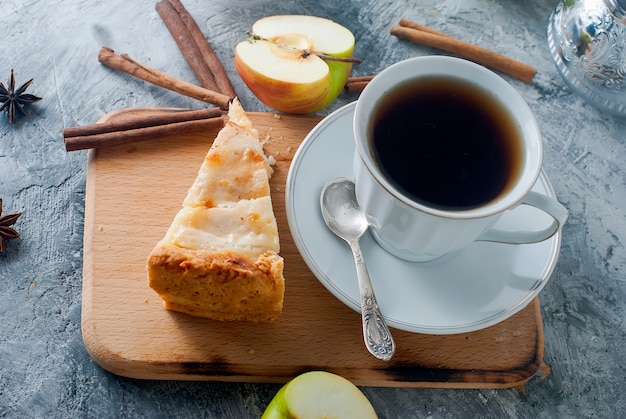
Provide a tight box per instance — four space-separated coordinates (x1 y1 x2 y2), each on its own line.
353 56 568 262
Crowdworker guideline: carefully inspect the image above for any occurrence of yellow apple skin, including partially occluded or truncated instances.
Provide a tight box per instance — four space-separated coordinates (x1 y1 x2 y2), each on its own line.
261 371 378 419
234 15 355 114
320 51 354 110
261 383 290 419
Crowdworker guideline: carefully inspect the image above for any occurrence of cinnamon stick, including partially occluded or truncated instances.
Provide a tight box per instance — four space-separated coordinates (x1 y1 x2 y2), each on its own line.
346 76 375 83
397 18 447 37
63 107 222 138
156 0 220 93
98 46 233 110
64 112 224 152
391 19 536 83
162 0 236 98
344 75 374 93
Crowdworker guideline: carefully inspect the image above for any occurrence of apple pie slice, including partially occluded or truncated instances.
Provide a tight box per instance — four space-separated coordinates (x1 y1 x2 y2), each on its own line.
147 100 285 322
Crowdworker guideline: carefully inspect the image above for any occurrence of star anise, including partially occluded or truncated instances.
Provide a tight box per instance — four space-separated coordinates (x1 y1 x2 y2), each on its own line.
0 199 22 254
0 69 42 124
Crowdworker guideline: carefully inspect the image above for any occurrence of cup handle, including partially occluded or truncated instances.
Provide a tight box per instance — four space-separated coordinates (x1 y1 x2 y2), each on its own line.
477 191 568 244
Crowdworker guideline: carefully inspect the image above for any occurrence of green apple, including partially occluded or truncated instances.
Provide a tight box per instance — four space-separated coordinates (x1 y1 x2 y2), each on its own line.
235 15 358 114
261 371 377 419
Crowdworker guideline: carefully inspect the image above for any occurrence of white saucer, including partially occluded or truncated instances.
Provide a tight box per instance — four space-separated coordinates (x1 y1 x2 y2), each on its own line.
285 102 562 335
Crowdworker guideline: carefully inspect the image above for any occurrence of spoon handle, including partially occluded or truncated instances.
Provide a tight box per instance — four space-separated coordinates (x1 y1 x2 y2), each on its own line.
350 239 396 361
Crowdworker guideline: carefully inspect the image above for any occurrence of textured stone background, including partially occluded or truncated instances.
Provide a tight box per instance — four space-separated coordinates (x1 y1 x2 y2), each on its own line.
0 0 624 417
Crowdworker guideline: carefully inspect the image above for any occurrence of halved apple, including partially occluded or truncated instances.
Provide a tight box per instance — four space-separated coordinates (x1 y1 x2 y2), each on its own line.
261 371 378 419
235 15 357 114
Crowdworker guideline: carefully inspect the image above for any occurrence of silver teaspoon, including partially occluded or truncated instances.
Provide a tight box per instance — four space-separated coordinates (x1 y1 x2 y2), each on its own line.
320 177 395 361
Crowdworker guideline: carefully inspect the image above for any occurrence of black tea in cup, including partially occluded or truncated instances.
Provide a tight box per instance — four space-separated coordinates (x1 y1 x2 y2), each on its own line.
370 76 524 211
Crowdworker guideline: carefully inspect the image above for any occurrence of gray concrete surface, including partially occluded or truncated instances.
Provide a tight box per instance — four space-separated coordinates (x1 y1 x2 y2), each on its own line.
1 0 624 417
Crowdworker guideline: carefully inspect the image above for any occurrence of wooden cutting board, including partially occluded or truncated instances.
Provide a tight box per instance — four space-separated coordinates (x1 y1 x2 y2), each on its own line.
82 108 545 388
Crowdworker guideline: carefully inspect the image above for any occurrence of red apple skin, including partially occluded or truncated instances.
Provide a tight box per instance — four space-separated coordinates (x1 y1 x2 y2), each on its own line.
235 54 339 114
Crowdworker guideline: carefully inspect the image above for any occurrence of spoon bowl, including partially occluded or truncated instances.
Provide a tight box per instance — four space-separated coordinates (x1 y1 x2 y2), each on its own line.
320 180 369 241
320 177 395 361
